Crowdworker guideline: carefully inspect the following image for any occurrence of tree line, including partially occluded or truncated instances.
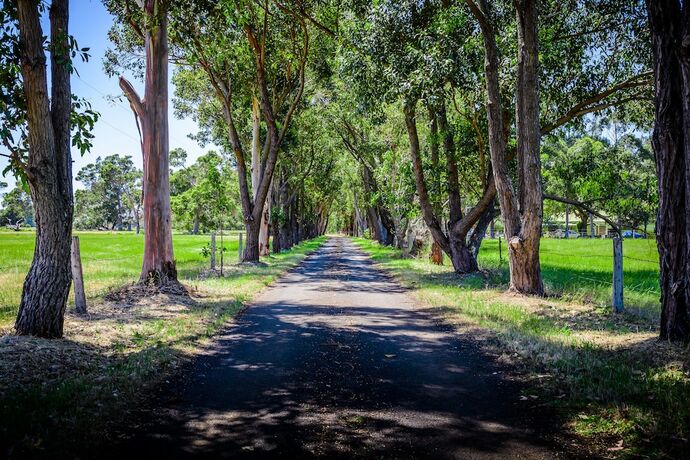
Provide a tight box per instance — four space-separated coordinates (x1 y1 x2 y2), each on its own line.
0 0 687 342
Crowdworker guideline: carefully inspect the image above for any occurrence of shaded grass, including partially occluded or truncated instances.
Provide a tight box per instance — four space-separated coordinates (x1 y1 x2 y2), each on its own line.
0 231 245 326
353 237 688 459
0 236 326 458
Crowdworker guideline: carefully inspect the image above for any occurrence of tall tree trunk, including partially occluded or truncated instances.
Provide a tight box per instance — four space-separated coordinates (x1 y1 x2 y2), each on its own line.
468 0 543 294
244 220 261 262
120 0 176 283
192 214 199 235
647 0 690 341
271 180 282 253
469 201 498 258
366 206 382 242
249 98 271 256
404 101 451 252
15 0 74 338
250 96 261 200
511 0 544 294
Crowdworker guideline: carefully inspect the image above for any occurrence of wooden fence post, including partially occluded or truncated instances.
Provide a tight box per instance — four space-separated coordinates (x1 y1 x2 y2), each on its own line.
210 232 216 270
612 236 624 313
238 232 243 261
71 236 87 314
565 204 570 238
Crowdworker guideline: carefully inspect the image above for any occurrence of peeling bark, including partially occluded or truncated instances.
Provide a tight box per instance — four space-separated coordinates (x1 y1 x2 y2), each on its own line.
120 0 176 283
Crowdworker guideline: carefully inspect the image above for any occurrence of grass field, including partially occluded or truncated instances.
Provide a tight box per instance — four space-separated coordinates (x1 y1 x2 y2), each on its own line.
478 238 661 315
0 230 245 326
353 237 687 458
0 232 674 456
0 232 661 326
0 232 326 456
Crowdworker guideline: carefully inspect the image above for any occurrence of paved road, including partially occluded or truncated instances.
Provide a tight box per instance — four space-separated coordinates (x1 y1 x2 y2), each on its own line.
115 237 562 459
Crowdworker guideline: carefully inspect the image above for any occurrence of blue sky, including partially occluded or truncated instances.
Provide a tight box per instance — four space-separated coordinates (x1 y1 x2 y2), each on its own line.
0 0 212 190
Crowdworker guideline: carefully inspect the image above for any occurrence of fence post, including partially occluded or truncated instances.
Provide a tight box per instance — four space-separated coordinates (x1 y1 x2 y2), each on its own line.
565 204 570 238
612 236 624 313
71 236 87 314
238 232 244 261
210 232 216 270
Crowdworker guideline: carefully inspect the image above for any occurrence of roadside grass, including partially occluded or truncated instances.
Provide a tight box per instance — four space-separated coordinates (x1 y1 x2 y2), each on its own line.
0 231 245 327
353 237 689 459
0 235 326 457
478 238 661 316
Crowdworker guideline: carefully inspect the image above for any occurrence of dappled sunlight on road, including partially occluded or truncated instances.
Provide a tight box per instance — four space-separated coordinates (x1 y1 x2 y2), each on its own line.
113 237 561 459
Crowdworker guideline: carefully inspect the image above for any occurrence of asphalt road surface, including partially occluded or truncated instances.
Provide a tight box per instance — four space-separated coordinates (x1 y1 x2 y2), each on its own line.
113 237 564 459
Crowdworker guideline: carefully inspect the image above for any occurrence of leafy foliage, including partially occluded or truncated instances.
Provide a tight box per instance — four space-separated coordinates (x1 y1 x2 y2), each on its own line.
170 151 241 233
74 155 141 230
0 2 99 186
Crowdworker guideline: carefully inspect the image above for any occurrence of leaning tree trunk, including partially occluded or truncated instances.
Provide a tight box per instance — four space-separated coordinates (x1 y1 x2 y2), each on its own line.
647 0 690 341
249 96 271 255
15 0 74 338
469 0 543 294
120 0 176 283
469 202 498 258
404 100 494 274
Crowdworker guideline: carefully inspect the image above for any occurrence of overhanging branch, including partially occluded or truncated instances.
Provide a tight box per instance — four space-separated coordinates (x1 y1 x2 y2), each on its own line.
543 193 621 236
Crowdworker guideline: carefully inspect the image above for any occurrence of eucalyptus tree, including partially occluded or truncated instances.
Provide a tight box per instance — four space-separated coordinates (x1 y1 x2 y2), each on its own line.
541 134 656 234
333 96 400 246
646 0 690 341
104 0 178 284
464 0 650 294
340 0 649 284
168 1 326 262
1 0 97 337
0 185 34 228
341 0 502 273
170 151 241 234
268 95 340 251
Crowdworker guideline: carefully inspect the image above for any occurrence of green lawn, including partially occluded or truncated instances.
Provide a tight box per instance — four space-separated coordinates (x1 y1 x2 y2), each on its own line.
0 231 247 326
0 233 326 456
477 238 660 315
353 237 687 458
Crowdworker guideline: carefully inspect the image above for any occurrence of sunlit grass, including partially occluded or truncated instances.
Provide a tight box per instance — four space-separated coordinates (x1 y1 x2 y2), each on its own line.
0 230 287 326
353 237 687 458
478 238 660 314
0 235 326 456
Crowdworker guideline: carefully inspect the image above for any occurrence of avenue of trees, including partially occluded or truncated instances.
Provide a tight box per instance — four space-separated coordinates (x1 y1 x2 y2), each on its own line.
0 0 688 341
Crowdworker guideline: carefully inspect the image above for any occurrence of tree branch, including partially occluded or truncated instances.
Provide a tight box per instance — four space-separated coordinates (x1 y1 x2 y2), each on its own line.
541 73 652 134
543 193 621 236
119 76 145 118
